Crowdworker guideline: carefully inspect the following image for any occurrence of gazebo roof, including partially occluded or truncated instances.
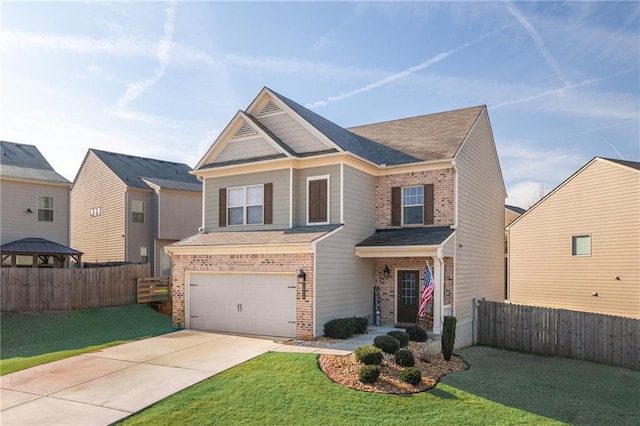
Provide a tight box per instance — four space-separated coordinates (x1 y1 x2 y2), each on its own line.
0 238 83 255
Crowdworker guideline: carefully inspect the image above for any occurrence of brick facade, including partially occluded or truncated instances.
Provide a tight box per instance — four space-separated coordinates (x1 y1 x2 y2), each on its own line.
375 169 455 229
170 252 315 340
374 257 454 331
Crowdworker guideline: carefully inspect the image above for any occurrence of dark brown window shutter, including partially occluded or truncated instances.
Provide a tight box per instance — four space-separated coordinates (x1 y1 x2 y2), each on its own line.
264 183 273 224
309 179 328 223
219 188 227 227
391 187 401 226
424 184 434 225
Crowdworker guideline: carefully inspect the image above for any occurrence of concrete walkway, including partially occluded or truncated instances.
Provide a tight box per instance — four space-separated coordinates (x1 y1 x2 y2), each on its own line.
0 326 408 425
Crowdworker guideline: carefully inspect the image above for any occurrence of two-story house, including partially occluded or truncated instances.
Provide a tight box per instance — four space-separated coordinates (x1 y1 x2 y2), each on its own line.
508 157 639 319
71 149 202 276
0 141 81 267
166 87 506 346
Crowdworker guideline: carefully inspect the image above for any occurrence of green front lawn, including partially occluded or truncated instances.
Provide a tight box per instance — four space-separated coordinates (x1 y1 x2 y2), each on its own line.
0 304 179 375
120 347 640 425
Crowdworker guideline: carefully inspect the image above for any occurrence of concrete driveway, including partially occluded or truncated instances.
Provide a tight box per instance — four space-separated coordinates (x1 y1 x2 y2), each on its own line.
0 330 288 425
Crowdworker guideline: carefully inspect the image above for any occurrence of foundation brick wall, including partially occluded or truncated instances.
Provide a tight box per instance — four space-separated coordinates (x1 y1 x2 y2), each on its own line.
375 169 455 229
170 252 315 340
374 257 455 331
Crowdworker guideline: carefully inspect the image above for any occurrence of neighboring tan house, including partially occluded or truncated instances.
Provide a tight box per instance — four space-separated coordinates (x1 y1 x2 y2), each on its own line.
71 149 202 276
507 157 640 319
0 141 80 267
166 87 506 346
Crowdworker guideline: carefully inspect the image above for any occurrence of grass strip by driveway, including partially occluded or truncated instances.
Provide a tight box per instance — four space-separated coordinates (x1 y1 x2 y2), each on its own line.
440 346 640 425
1 304 178 375
119 352 561 426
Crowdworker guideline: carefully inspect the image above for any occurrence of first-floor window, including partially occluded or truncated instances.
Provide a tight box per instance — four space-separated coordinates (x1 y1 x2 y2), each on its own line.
132 200 144 223
572 235 591 256
38 196 54 222
140 247 148 263
228 185 263 225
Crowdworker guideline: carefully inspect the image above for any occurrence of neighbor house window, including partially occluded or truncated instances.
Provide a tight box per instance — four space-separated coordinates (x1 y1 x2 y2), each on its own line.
572 235 591 256
140 247 148 264
38 196 54 222
90 207 101 217
132 200 144 223
228 185 264 225
402 186 423 225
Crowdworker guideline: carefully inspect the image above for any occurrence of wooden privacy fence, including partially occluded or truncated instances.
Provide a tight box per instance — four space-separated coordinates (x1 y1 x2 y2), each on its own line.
137 276 170 303
477 300 640 370
1 264 150 312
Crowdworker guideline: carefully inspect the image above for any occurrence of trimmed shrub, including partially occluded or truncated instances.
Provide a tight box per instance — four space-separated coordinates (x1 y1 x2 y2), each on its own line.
323 317 369 339
400 367 422 385
394 348 415 367
324 318 355 339
405 325 428 342
373 335 400 354
442 315 457 361
355 345 383 365
358 365 380 383
387 330 409 347
353 317 369 334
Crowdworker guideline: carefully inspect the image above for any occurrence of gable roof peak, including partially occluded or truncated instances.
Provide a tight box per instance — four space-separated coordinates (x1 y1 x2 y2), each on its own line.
0 140 70 184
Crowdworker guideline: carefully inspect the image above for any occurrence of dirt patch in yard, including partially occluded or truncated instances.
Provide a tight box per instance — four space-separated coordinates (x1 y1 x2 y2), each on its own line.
319 342 466 394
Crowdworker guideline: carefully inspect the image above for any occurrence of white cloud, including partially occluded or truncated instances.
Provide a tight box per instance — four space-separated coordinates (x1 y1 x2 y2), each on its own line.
506 181 548 209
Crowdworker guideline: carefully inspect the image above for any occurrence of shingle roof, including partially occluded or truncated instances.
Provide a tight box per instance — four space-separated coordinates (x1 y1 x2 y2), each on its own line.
602 157 640 170
171 225 341 247
356 226 454 247
0 238 82 255
91 149 201 191
348 106 485 162
0 141 70 184
505 205 526 215
269 90 421 166
141 177 202 192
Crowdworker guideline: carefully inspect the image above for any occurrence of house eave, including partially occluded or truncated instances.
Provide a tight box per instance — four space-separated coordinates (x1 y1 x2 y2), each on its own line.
165 242 314 256
355 245 441 258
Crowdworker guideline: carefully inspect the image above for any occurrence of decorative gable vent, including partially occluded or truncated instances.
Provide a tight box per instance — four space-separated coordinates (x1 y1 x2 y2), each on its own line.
257 99 283 116
233 121 257 138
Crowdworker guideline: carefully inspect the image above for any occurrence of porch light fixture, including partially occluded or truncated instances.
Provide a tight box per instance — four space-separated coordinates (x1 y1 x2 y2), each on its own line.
298 269 307 300
383 265 391 278
26 208 33 214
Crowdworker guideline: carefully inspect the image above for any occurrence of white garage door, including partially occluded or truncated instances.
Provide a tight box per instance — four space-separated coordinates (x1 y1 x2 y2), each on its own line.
188 272 296 338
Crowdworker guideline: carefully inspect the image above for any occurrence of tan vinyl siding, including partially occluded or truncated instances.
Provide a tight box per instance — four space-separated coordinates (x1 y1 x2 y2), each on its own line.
71 152 127 263
314 165 377 336
509 159 640 319
258 113 330 154
454 108 506 347
0 179 70 246
126 189 154 265
293 165 341 227
157 189 201 240
204 169 289 231
214 137 281 164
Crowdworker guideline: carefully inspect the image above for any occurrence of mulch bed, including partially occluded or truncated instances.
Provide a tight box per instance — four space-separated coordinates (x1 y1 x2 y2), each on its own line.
318 341 466 394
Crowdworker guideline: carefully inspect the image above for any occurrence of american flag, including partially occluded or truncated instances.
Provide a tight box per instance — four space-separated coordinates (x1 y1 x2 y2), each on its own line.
418 262 435 318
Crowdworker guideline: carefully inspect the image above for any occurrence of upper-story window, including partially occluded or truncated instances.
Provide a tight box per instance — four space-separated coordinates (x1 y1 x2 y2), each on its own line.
219 183 272 228
391 184 434 227
228 185 264 225
572 235 591 256
307 176 329 225
38 196 53 222
132 200 145 223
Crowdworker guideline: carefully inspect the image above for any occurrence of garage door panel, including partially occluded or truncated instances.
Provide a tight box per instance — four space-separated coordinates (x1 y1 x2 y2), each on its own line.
188 272 296 338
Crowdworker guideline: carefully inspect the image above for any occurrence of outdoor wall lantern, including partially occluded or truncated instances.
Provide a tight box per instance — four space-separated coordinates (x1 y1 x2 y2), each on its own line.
25 208 33 214
298 269 307 300
383 265 391 278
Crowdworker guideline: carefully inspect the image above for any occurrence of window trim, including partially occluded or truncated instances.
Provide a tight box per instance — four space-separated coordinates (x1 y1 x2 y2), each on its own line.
306 175 330 226
572 234 591 257
227 184 265 226
37 195 54 222
401 185 424 226
131 200 145 224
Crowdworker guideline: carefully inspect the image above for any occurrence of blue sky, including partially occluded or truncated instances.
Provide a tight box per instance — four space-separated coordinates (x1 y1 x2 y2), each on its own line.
2 1 638 208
